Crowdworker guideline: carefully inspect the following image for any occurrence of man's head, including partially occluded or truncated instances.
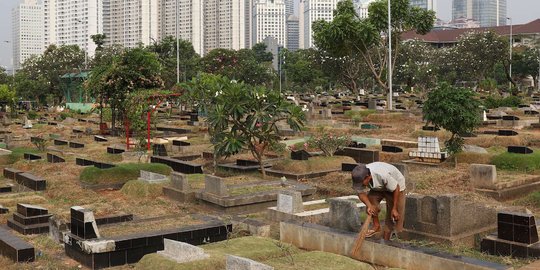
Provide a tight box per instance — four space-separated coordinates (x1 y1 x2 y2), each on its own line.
352 164 372 192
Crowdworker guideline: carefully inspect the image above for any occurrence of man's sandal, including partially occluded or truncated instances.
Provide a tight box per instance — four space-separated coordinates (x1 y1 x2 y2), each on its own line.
365 229 380 238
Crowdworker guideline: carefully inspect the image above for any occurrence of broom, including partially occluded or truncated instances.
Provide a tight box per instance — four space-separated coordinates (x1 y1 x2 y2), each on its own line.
350 214 372 259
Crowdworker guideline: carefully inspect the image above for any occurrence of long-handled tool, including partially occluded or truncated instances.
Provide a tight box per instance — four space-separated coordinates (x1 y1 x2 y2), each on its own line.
350 214 372 259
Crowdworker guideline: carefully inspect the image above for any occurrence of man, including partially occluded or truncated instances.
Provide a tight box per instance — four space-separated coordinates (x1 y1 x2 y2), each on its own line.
352 162 406 241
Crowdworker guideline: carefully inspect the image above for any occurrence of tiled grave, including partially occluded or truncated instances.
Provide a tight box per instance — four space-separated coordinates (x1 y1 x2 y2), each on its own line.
0 226 35 262
471 164 540 200
7 203 51 235
106 147 125 154
381 145 403 153
150 156 203 174
23 153 42 161
408 137 447 163
481 212 540 258
15 172 46 191
153 143 168 156
64 207 230 269
508 146 533 154
3 168 23 180
335 147 379 164
47 153 65 163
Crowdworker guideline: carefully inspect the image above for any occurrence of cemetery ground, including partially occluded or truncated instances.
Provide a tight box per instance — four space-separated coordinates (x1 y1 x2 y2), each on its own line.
1 95 540 269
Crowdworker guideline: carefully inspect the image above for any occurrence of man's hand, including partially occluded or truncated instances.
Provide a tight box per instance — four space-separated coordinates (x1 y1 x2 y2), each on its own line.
367 206 380 216
391 208 400 221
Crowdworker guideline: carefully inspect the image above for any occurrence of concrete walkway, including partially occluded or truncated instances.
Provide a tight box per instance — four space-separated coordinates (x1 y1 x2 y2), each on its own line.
518 260 540 270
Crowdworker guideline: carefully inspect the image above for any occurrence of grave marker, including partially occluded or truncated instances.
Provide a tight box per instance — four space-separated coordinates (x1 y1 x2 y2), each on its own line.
226 255 273 270
204 175 228 196
291 150 310 160
138 170 168 184
470 164 497 189
171 172 189 191
276 191 303 214
508 146 533 154
157 239 209 263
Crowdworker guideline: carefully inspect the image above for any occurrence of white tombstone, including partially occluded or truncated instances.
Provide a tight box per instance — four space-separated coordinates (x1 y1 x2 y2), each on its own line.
226 255 274 270
158 239 209 263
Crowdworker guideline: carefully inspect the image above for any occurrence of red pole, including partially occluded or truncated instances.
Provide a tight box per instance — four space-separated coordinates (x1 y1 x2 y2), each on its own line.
147 111 151 151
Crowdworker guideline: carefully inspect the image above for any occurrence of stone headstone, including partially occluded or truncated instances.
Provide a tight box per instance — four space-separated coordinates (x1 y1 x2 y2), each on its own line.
470 164 497 189
322 108 332 119
508 146 533 154
70 206 100 239
276 190 303 214
498 130 518 136
157 239 209 263
368 99 377 110
381 145 403 153
291 150 310 160
226 255 273 270
326 198 362 232
138 170 168 184
204 175 228 196
171 172 189 191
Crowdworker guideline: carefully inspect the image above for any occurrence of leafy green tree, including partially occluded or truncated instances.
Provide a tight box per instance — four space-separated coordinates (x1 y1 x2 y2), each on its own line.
0 67 9 85
86 47 163 132
200 48 273 86
423 83 481 156
252 43 273 63
395 40 437 92
281 49 327 93
512 46 539 88
91 34 107 51
17 44 85 104
0 84 16 112
187 73 305 177
312 0 435 95
148 36 200 88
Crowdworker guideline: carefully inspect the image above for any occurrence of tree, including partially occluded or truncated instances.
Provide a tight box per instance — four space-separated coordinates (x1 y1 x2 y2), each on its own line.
313 0 435 95
281 49 327 93
91 34 107 51
86 47 163 132
0 84 16 112
17 44 85 104
252 43 273 63
395 40 437 92
148 36 200 88
200 48 273 86
512 46 540 88
186 73 305 177
0 67 9 85
423 83 481 156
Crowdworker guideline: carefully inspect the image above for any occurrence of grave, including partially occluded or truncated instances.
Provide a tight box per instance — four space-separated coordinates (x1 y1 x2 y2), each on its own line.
150 156 203 174
348 141 366 148
47 153 65 163
380 139 417 149
0 226 35 262
0 186 12 193
217 159 271 173
23 153 42 161
226 255 274 270
163 172 196 202
7 204 51 235
471 164 540 200
64 207 230 269
153 143 168 156
94 135 108 142
291 150 310 160
54 139 69 146
107 147 125 154
481 212 540 258
408 137 447 163
402 194 497 246
172 140 190 147
421 126 440 131
0 205 8 214
360 123 379 130
69 141 85 148
157 239 209 263
335 148 379 164
341 162 358 172
502 115 520 121
197 177 316 214
15 172 46 191
3 168 23 180
276 190 304 214
138 170 168 184
325 198 362 232
508 146 533 154
498 130 518 136
381 145 403 153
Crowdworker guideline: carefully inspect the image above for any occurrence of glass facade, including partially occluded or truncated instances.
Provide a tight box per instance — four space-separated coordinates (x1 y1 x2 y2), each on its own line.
452 0 507 27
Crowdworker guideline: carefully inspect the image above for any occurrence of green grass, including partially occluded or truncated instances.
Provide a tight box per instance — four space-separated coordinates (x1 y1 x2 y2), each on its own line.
79 163 172 185
136 236 374 270
120 180 168 198
0 147 40 165
514 191 540 208
491 150 540 173
229 185 283 196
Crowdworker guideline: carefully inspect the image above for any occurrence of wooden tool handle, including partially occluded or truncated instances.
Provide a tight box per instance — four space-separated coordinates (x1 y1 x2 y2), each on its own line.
350 214 373 258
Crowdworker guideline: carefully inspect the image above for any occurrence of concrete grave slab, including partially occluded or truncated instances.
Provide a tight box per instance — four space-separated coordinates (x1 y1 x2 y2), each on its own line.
158 239 209 263
226 255 273 270
277 190 304 214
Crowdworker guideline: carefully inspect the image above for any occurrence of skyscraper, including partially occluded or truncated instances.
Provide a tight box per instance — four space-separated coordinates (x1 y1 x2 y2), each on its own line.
44 0 103 58
12 0 44 70
204 0 247 54
159 0 204 55
452 0 506 27
253 0 287 47
286 15 299 51
103 0 159 48
410 0 436 11
299 0 340 49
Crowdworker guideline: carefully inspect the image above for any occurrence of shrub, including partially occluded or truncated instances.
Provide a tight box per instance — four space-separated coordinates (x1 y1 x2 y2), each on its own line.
27 110 38 120
491 151 540 172
79 163 172 185
484 95 522 109
307 133 351 156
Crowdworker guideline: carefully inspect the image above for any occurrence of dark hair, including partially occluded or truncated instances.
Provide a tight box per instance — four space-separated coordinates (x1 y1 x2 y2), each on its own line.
351 164 370 183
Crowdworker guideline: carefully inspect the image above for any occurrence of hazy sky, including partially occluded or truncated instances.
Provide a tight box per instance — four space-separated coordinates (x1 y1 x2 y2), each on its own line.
1 0 539 70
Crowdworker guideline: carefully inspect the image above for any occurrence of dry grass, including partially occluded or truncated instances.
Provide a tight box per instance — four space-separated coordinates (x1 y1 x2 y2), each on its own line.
99 215 202 238
271 156 355 174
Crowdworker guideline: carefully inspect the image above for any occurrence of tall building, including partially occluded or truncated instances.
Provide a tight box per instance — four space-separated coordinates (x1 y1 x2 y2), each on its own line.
410 0 436 11
452 0 507 27
299 0 340 49
44 0 103 58
204 0 247 54
355 0 375 19
286 15 299 51
103 0 159 48
252 0 287 47
12 0 44 70
159 0 204 55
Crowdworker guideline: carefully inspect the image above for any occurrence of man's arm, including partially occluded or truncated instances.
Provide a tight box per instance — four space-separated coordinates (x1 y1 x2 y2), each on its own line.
358 192 377 216
391 184 400 221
